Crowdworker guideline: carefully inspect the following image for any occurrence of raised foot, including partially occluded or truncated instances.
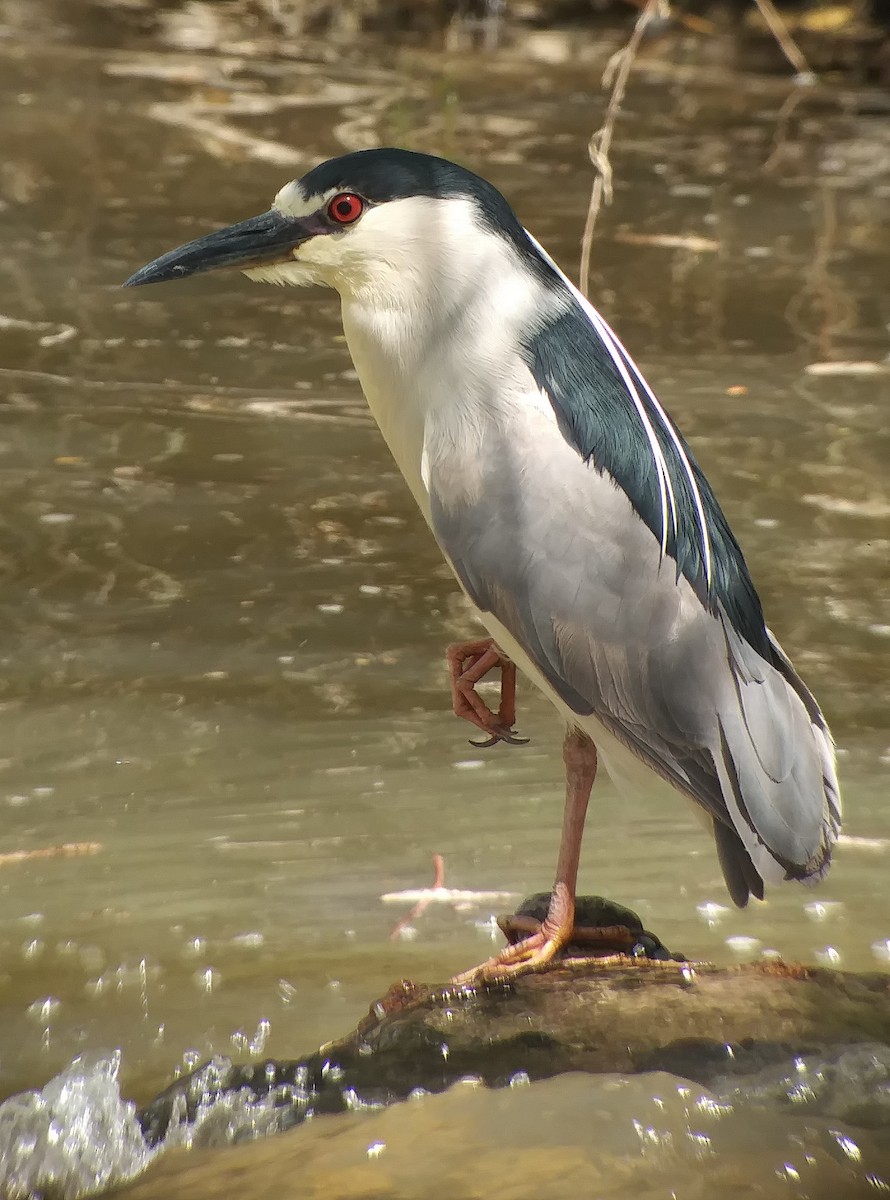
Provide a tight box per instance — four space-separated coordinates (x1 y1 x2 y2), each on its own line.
446 638 529 748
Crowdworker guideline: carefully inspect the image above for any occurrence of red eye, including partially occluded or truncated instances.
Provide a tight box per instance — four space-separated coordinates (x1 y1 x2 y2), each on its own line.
327 193 364 225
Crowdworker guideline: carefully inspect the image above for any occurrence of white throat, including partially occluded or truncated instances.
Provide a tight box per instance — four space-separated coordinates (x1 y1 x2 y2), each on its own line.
332 196 562 518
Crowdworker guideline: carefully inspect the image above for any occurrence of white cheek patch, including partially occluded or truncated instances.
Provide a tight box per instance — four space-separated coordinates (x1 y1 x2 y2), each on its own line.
273 180 331 219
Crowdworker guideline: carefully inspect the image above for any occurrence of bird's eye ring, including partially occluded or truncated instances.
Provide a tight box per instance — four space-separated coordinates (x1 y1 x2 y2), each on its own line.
327 193 364 225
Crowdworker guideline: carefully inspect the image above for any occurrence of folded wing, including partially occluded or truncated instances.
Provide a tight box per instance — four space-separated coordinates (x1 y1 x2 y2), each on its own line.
427 275 840 905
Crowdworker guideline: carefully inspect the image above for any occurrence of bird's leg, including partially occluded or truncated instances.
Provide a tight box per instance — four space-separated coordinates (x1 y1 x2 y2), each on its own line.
446 638 529 747
452 727 600 983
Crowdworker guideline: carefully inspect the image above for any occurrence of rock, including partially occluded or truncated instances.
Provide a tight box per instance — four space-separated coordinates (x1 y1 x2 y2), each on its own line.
138 896 890 1147
119 1068 890 1200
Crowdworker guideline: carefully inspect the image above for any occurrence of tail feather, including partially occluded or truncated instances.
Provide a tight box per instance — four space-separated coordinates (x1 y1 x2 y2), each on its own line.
713 819 765 908
711 618 841 906
766 628 842 854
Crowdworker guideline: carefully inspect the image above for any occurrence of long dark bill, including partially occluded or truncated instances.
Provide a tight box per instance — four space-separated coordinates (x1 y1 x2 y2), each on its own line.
123 209 322 287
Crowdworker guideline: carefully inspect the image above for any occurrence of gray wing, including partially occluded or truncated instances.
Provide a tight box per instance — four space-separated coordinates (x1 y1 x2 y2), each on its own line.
427 408 841 905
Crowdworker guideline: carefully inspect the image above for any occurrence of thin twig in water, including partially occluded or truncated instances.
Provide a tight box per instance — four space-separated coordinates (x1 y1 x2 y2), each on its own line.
389 852 446 941
763 87 806 172
580 0 668 298
751 0 814 80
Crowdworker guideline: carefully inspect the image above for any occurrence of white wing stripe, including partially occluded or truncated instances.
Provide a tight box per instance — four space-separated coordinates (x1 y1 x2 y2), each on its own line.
590 307 681 547
583 307 678 554
606 326 714 589
526 231 713 588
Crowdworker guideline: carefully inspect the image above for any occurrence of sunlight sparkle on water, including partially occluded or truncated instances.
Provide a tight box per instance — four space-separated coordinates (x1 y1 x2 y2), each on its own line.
695 901 729 927
724 935 761 956
193 967 220 994
803 900 844 922
830 1131 861 1162
814 945 842 966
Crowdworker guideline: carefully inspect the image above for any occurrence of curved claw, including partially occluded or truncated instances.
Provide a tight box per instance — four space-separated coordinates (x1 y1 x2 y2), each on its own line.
469 732 500 749
447 639 529 750
468 727 531 749
451 927 562 984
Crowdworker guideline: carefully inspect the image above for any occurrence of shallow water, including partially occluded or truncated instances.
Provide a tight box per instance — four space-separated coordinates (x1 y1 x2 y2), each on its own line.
0 2 889 1193
5 1052 890 1199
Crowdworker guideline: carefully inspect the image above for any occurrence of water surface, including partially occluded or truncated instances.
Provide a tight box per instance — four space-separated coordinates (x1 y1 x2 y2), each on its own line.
0 5 888 1190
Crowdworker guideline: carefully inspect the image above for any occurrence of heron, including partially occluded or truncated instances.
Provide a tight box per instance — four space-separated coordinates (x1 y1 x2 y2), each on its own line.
125 147 841 981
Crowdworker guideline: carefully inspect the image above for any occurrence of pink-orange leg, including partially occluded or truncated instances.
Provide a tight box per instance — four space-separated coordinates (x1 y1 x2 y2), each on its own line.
452 727 599 983
446 638 529 748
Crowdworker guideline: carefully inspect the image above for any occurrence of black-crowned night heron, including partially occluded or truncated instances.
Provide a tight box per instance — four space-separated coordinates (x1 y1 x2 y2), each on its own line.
125 148 841 981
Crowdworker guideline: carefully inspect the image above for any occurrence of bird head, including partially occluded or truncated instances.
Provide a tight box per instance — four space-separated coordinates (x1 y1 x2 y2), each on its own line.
124 147 531 302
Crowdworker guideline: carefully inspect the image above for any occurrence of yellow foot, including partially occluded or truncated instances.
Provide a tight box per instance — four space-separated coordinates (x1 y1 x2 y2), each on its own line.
451 927 566 985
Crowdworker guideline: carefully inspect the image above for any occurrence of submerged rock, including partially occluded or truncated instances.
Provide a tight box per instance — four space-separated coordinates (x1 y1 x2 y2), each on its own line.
120 1067 890 1200
138 896 890 1147
3 895 889 1199
114 891 890 1200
